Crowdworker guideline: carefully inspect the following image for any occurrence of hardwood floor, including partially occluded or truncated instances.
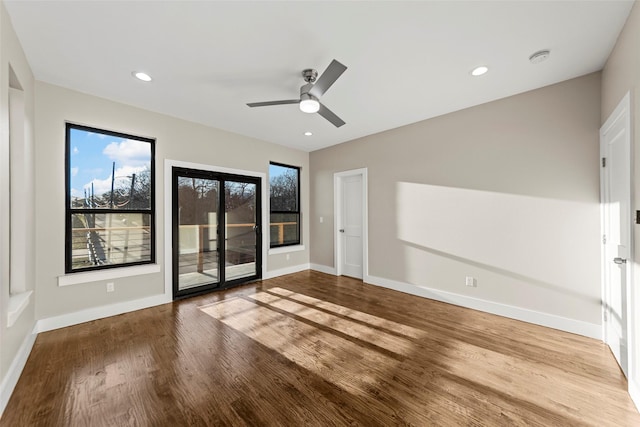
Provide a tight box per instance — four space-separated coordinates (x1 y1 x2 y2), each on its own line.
2 271 639 426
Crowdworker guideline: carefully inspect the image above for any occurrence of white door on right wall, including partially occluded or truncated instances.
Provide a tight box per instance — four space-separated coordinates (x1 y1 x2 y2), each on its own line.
601 92 631 378
338 173 363 279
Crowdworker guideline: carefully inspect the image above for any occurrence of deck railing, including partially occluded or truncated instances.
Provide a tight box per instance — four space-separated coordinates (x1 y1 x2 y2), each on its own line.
72 221 297 271
70 225 151 268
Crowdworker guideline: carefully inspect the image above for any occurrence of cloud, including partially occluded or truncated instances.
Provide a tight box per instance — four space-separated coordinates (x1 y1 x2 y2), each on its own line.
83 165 149 197
71 167 79 177
102 139 150 167
87 132 108 139
73 146 79 155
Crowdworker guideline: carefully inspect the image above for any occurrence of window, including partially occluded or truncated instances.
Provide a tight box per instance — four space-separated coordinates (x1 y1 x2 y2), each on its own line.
269 162 300 248
65 124 155 273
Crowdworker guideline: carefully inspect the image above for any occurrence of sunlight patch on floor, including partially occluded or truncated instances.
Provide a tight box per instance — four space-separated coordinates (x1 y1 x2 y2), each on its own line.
200 296 388 399
198 289 628 424
267 287 425 339
247 291 417 356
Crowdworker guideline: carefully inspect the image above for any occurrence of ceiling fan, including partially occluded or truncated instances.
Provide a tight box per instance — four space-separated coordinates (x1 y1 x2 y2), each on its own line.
247 59 347 128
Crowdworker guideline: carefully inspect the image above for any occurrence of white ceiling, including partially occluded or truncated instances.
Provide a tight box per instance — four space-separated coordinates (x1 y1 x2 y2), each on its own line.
4 1 634 152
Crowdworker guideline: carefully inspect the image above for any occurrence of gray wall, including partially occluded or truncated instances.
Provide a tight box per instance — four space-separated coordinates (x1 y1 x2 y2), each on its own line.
601 0 640 402
34 82 309 319
0 0 36 403
311 72 602 325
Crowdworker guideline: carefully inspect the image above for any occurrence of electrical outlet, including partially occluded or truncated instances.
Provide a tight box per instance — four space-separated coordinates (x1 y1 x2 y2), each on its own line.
286 253 290 261
465 276 476 287
106 282 115 292
320 216 324 223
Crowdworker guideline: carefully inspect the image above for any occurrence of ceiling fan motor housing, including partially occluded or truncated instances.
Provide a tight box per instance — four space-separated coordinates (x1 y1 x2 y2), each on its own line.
302 68 318 83
300 83 316 99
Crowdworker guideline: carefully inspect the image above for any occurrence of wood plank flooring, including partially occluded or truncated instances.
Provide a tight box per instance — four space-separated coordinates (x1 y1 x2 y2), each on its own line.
2 270 639 426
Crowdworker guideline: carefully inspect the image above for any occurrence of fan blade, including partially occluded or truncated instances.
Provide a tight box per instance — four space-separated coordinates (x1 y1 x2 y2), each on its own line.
318 103 346 128
309 59 347 98
247 99 299 107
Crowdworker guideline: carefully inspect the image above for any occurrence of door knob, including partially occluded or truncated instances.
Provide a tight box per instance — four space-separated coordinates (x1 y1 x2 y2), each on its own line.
339 229 345 233
614 257 627 264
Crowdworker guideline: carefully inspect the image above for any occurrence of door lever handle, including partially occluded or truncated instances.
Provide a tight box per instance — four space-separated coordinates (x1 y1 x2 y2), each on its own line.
339 229 345 233
614 257 627 265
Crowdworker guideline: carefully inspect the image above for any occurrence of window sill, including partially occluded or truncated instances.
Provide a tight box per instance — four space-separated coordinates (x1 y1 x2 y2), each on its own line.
58 264 161 287
8 290 33 328
268 245 305 255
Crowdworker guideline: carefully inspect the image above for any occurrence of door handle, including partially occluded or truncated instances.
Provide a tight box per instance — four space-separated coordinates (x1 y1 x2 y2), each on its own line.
339 229 345 233
614 257 627 264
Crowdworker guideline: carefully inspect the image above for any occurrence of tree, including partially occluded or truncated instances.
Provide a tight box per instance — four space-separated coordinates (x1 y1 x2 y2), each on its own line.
270 169 298 211
97 168 152 210
177 177 218 225
225 182 256 223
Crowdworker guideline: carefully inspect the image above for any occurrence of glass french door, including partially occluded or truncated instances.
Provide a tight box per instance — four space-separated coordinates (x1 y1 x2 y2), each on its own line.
173 167 261 299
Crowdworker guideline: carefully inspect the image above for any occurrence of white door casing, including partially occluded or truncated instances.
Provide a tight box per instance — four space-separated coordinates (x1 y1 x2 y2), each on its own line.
334 169 368 279
164 159 268 298
600 92 631 378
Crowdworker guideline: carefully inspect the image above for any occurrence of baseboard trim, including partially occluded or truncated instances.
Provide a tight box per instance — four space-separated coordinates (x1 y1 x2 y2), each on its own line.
36 293 172 334
36 262 318 333
0 325 37 417
264 263 311 280
364 274 602 340
310 264 336 275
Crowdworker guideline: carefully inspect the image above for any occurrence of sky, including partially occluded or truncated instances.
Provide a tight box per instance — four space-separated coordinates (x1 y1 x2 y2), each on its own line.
69 133 288 204
69 128 151 202
269 163 292 182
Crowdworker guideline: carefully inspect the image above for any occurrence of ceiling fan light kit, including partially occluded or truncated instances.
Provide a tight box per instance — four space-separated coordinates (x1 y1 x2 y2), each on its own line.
300 96 320 113
247 59 347 127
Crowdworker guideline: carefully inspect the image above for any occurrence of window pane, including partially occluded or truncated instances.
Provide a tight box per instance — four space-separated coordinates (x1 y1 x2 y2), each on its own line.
69 127 152 210
69 213 152 270
177 176 220 290
226 181 258 281
270 213 300 246
269 164 298 211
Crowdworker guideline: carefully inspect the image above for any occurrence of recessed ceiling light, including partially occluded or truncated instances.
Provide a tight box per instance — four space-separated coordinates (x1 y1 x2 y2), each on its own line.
132 71 152 82
471 66 489 76
304 131 313 136
529 50 550 64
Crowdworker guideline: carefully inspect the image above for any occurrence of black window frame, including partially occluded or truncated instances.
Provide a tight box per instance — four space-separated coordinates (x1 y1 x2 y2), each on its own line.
269 162 301 248
64 123 156 273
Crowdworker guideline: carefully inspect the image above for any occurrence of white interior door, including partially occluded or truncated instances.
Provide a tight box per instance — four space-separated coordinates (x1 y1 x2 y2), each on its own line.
601 93 631 377
336 172 364 279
